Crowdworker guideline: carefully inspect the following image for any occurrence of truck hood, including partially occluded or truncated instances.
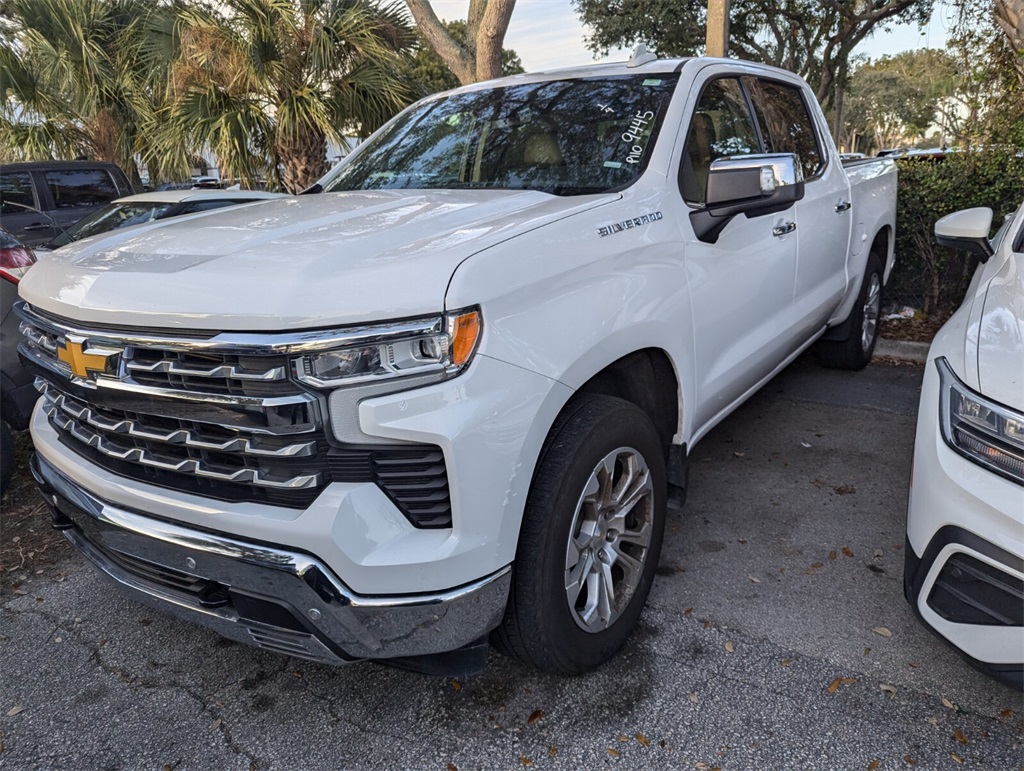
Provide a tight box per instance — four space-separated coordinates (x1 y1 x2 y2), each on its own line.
20 190 615 331
975 252 1024 410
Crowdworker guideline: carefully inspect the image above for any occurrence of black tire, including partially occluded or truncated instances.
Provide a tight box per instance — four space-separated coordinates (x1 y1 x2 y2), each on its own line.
493 394 666 675
818 252 884 370
0 422 15 498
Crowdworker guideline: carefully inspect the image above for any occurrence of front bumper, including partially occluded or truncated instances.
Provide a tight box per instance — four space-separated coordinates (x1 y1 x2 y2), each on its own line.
905 360 1024 688
32 453 511 666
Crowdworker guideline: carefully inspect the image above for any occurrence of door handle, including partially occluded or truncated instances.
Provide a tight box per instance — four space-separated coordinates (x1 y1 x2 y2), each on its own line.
772 222 796 237
23 222 54 231
834 200 852 213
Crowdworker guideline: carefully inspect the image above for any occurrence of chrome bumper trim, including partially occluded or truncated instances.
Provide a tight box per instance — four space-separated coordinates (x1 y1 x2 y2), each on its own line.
32 454 510 663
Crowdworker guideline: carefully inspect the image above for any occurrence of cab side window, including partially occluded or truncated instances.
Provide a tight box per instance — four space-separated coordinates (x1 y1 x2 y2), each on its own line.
680 78 761 205
743 77 824 180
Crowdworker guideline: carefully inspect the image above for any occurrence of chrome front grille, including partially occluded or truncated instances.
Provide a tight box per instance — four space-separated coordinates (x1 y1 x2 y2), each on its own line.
18 302 454 524
39 380 321 490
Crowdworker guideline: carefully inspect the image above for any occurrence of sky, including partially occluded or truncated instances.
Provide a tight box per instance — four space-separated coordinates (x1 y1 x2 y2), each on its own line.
425 0 958 72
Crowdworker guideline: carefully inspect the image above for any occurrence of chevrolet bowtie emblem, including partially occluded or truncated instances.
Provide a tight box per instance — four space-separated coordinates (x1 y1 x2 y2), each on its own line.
57 337 112 379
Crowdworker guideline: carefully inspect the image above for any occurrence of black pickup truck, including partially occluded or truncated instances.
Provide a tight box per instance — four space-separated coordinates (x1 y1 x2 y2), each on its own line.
0 160 135 246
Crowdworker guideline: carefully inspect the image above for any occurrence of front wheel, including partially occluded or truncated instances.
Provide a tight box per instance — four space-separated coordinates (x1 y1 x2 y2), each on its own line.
493 395 666 675
818 252 883 370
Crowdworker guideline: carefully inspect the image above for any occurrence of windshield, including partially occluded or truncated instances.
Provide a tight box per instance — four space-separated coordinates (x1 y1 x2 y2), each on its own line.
323 74 680 196
48 201 177 247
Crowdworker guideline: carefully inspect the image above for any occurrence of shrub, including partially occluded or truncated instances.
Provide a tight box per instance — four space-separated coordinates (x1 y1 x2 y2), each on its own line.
890 149 1024 316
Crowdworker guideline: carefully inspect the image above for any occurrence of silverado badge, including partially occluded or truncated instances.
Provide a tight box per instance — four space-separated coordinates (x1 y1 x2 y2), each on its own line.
597 211 663 238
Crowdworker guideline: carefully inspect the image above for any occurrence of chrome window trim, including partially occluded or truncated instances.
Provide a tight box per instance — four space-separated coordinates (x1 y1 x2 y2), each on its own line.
16 301 443 356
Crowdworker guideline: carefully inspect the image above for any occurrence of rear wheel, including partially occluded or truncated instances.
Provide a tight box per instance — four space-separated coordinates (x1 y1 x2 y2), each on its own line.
818 252 883 370
493 395 666 675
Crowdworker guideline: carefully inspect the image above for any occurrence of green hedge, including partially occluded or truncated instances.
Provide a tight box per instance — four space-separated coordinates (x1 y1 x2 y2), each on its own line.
891 150 1024 316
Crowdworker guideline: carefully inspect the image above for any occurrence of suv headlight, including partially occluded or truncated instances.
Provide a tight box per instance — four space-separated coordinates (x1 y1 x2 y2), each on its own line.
937 357 1024 484
292 308 481 388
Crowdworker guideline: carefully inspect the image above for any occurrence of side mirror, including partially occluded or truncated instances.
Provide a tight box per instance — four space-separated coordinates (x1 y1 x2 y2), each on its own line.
691 154 805 243
935 207 994 262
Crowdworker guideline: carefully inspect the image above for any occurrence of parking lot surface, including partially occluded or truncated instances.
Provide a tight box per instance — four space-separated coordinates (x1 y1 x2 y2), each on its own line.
2 356 1021 769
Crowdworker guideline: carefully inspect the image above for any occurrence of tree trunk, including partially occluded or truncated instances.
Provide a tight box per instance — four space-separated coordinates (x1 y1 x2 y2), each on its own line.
277 129 328 194
405 0 516 84
405 0 476 84
474 0 516 81
994 0 1024 85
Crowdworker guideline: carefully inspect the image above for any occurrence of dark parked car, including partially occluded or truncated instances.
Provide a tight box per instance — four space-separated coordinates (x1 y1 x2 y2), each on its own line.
0 160 135 246
0 227 37 494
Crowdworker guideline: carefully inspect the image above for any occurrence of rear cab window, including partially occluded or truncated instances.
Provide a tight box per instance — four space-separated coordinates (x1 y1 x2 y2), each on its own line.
743 77 825 180
45 169 120 209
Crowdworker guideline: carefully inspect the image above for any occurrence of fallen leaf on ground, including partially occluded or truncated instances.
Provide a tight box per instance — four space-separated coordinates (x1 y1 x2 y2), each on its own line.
829 550 837 560
548 747 557 757
519 757 532 766
872 627 893 638
451 680 462 691
527 710 543 725
616 735 630 742
953 729 969 744
950 754 964 764
999 709 1015 718
683 607 693 617
810 562 824 569
447 764 458 771
908 662 919 669
781 659 793 667
724 641 735 653
904 755 917 766
801 441 812 448
864 647 872 655
841 677 857 685
842 546 855 557
749 576 760 584
942 697 957 710
874 549 884 559
867 761 880 771
827 678 842 694
689 692 699 704
926 717 939 726
880 684 897 697
6 706 24 717
659 740 666 748
607 748 620 758
210 719 221 730
833 485 856 495
636 733 650 747
733 452 745 458
703 621 712 629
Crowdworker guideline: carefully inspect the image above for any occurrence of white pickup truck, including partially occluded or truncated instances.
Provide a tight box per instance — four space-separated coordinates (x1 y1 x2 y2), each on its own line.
18 53 896 676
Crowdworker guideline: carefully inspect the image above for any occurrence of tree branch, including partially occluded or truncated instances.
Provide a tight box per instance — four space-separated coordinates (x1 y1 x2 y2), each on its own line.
404 0 475 84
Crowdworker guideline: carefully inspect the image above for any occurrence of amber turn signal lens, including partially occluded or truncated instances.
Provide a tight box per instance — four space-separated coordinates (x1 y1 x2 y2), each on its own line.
450 310 481 367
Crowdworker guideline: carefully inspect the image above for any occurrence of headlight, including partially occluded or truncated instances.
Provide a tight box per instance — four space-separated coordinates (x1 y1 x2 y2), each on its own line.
937 357 1024 484
292 307 482 388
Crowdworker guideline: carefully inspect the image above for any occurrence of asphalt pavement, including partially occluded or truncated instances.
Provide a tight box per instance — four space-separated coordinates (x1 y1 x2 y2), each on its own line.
2 355 1021 770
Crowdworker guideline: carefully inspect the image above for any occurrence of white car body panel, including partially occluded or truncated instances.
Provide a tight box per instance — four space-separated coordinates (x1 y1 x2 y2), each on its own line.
906 201 1024 679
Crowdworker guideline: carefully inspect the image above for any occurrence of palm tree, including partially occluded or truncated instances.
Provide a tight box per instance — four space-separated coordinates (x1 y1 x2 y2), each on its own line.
0 0 178 184
165 0 416 192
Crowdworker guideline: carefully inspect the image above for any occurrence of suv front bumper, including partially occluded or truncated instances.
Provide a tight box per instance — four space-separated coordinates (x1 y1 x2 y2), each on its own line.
32 453 510 666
